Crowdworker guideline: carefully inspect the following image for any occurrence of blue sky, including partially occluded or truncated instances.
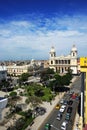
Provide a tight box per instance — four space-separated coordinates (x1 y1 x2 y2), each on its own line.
0 0 87 60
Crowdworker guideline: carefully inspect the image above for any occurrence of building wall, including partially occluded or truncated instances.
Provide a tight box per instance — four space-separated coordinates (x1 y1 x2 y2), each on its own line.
44 60 49 68
0 66 7 81
80 68 87 126
80 57 87 126
6 60 45 76
49 45 78 74
7 65 29 76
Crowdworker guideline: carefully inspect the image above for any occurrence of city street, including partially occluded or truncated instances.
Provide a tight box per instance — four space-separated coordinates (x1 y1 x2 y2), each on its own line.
39 76 81 130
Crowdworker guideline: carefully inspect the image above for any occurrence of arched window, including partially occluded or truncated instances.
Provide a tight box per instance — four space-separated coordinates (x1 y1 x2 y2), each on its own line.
73 52 75 56
51 60 53 64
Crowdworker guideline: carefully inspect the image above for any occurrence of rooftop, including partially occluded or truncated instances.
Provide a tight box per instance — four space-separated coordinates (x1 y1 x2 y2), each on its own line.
0 66 7 71
0 97 5 100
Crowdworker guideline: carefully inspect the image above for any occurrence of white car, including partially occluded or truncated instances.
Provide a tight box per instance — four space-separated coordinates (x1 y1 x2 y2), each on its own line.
60 99 64 104
59 105 66 113
61 121 67 130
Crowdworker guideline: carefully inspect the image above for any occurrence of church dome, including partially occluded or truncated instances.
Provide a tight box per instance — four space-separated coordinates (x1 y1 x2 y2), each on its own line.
50 46 55 52
71 45 77 51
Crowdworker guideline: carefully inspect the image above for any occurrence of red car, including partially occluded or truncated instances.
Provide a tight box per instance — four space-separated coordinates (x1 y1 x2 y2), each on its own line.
71 94 76 99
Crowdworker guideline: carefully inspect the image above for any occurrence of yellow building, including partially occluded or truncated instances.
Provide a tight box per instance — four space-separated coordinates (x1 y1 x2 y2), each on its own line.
80 57 87 129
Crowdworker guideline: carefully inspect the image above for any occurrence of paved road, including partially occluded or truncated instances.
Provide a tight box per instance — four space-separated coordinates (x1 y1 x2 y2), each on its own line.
70 75 81 93
40 76 81 130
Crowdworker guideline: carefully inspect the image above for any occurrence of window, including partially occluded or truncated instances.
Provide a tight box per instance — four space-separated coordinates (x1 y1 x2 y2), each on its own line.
62 60 64 64
51 54 53 57
73 53 75 56
68 60 70 64
65 60 67 64
55 60 58 64
51 61 53 64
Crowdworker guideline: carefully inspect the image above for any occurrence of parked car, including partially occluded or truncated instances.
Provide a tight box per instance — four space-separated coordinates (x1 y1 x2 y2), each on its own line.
44 123 51 130
60 99 64 104
61 121 68 130
59 105 66 113
56 112 62 120
76 96 79 100
55 104 61 110
65 106 72 121
34 106 46 115
68 100 73 105
67 106 72 113
71 93 77 99
65 113 71 121
69 91 74 96
63 100 68 105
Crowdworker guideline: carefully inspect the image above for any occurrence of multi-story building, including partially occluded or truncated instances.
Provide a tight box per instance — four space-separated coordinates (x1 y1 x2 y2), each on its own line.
0 97 8 119
80 57 87 130
7 64 29 76
0 66 7 81
49 45 78 74
6 59 44 76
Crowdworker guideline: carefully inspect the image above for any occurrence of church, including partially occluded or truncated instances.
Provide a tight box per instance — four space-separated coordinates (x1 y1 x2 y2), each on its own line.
49 45 78 74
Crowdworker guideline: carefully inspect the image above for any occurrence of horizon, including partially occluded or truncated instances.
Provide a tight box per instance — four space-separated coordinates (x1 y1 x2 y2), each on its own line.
0 0 87 60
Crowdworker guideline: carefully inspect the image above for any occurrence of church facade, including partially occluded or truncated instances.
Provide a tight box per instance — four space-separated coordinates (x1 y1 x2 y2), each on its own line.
49 45 78 74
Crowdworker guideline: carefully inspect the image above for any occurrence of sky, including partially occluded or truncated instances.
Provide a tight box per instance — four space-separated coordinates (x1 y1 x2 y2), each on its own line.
0 0 87 60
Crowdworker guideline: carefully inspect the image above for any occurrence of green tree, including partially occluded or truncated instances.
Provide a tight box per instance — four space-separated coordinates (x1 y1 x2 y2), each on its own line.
9 91 17 98
18 73 29 84
40 68 55 83
0 79 10 90
46 68 55 74
54 73 62 87
25 95 42 109
66 68 73 81
48 70 72 92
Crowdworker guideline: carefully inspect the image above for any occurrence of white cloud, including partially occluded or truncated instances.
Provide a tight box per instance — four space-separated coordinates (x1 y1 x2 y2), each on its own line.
0 14 87 60
11 21 29 27
0 29 11 37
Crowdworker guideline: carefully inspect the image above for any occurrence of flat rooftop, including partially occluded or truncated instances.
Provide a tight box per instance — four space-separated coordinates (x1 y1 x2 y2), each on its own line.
0 97 5 100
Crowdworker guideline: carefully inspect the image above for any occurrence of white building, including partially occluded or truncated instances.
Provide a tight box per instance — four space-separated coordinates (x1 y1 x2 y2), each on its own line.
7 59 42 76
0 97 8 119
0 66 7 81
49 45 78 74
7 64 29 76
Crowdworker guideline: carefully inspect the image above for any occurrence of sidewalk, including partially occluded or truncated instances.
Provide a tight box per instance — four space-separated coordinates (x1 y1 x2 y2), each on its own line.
26 76 77 130
26 93 65 130
73 112 80 130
